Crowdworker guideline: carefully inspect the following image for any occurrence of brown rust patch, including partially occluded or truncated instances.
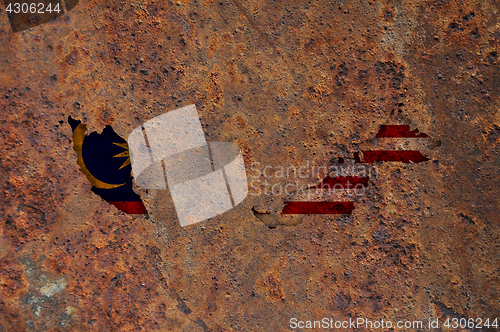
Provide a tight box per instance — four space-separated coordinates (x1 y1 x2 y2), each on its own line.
0 0 499 330
255 273 285 303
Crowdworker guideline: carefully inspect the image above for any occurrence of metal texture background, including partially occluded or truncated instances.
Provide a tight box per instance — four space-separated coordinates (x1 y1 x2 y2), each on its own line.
0 0 499 330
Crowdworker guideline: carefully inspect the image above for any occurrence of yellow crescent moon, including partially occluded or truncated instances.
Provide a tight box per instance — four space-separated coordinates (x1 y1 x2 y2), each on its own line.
72 123 126 189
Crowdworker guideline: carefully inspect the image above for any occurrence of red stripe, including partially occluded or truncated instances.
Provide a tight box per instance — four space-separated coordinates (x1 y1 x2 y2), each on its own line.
109 201 148 214
376 125 428 138
282 201 354 214
310 176 369 189
359 150 429 163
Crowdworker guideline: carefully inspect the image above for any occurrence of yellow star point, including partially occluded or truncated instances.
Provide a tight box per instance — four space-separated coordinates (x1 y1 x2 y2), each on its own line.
113 142 131 170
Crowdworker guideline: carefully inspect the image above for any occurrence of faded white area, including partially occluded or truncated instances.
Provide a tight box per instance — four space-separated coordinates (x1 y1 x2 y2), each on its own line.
129 105 248 226
222 149 248 205
171 169 233 226
145 104 206 159
40 277 67 297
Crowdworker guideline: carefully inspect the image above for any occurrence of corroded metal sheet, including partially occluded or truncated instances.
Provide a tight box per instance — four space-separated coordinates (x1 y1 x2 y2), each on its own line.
0 0 499 330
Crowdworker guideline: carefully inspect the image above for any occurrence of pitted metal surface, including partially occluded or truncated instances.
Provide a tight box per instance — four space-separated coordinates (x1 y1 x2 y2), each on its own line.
0 0 499 330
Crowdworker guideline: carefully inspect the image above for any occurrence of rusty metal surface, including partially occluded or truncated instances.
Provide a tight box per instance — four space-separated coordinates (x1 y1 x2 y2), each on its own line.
0 0 499 330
